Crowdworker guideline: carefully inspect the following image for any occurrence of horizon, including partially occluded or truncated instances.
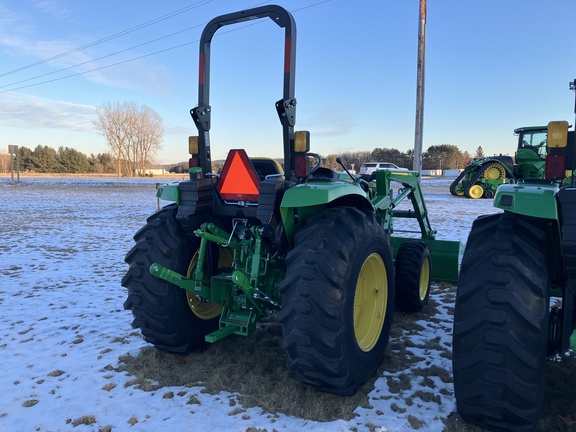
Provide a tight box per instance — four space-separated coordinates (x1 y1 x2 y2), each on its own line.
1 1 575 164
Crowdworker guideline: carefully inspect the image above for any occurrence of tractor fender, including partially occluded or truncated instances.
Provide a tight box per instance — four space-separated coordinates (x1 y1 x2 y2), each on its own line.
279 182 372 245
494 183 559 219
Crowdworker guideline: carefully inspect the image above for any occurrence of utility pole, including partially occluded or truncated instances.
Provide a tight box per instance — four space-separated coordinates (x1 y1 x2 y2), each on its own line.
413 0 426 173
571 79 576 128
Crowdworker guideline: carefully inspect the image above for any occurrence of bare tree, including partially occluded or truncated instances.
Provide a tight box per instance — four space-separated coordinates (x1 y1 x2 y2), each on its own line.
93 101 163 177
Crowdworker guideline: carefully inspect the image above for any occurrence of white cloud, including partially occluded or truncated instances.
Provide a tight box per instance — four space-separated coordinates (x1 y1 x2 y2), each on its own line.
0 2 175 95
0 92 96 132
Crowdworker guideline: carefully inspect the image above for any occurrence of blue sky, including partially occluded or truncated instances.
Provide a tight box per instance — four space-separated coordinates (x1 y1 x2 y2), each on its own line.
1 0 575 165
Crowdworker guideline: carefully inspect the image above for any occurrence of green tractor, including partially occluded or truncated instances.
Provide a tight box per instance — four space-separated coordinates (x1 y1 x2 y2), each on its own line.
453 109 576 429
122 5 459 395
450 126 549 199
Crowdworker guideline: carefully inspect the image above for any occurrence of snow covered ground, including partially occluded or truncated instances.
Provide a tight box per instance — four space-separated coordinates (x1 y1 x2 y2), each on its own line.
0 176 497 432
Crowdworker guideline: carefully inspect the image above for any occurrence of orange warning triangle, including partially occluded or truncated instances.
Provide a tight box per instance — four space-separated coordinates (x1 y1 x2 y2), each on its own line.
217 149 260 201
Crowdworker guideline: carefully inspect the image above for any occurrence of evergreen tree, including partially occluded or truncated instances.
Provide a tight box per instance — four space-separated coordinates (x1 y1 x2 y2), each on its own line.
57 146 90 173
475 146 485 159
29 145 59 173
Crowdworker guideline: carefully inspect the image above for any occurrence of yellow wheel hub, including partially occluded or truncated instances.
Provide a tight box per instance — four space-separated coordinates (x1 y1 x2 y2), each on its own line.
353 253 388 352
185 248 232 320
468 185 484 199
455 189 464 196
483 163 506 180
419 258 430 301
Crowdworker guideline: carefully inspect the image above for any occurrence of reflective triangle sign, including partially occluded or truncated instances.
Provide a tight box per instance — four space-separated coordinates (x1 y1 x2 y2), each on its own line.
217 149 260 201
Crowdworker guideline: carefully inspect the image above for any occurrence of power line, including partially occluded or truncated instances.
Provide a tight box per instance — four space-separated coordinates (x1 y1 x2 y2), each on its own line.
0 0 214 78
0 0 331 94
0 23 206 90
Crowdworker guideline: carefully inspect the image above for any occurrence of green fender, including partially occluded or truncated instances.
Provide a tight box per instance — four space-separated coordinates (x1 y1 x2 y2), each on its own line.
280 181 371 245
494 183 559 219
156 183 180 203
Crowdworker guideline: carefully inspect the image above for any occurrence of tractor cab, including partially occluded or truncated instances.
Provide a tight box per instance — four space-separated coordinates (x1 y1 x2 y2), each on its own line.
515 126 548 159
514 126 548 178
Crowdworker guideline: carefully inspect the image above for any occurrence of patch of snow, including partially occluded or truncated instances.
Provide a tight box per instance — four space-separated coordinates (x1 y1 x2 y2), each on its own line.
0 176 495 431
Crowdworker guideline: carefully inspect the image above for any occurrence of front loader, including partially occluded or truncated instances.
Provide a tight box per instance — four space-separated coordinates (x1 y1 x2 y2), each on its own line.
122 5 459 395
453 83 576 431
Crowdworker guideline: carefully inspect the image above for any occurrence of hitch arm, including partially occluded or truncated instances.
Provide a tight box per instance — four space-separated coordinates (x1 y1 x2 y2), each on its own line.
149 263 211 300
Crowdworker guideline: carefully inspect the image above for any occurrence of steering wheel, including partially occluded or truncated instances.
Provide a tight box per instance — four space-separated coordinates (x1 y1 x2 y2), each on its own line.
307 152 322 173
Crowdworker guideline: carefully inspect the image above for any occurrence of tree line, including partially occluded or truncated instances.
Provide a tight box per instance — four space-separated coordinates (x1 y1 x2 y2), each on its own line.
1 98 479 175
321 144 471 171
1 142 475 175
0 101 165 176
170 144 473 174
0 145 116 174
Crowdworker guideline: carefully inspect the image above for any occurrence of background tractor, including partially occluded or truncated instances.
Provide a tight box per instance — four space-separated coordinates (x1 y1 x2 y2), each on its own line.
453 85 576 430
121 5 459 395
450 125 549 198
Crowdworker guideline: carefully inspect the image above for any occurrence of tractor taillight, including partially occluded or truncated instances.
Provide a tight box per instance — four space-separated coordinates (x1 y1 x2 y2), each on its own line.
189 157 199 169
294 155 309 178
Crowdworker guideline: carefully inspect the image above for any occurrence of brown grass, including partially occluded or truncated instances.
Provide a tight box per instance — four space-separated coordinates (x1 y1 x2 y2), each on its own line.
116 284 576 430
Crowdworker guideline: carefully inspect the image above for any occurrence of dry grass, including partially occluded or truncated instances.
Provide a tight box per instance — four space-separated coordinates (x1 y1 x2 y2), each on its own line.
117 284 576 430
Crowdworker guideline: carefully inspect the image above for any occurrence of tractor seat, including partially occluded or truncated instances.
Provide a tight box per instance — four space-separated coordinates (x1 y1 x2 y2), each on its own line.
250 158 284 181
310 167 339 181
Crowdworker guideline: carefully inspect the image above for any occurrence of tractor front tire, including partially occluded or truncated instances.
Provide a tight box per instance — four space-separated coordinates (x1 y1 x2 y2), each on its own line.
394 241 431 312
453 213 550 431
122 205 220 353
278 207 395 395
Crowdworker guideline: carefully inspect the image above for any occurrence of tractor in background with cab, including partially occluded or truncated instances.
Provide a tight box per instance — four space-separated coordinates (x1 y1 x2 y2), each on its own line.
450 125 550 198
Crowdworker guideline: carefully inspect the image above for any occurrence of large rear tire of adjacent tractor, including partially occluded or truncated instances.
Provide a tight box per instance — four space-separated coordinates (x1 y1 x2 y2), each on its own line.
122 205 221 353
394 241 431 312
278 207 395 395
453 213 550 431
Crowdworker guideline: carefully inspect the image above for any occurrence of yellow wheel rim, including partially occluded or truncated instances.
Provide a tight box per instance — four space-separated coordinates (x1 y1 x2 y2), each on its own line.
353 253 388 352
185 248 232 320
455 189 464 196
483 164 506 180
468 185 484 199
419 258 430 301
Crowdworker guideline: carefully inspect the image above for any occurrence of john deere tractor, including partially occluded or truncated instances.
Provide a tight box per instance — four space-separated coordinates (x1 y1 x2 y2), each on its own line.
121 5 459 395
453 85 576 430
450 126 549 199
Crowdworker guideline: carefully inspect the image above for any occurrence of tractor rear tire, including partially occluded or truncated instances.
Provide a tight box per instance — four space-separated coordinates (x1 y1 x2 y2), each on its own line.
483 162 506 181
278 207 395 395
122 205 220 353
453 213 550 431
394 241 431 312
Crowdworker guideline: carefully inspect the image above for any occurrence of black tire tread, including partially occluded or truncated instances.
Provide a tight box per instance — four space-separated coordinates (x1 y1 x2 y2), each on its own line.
122 205 218 353
394 241 431 312
453 213 549 431
278 207 395 395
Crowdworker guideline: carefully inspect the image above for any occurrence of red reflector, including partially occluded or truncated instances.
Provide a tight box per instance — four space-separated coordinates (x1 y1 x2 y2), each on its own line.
545 154 566 181
189 157 199 168
294 155 309 178
217 149 260 201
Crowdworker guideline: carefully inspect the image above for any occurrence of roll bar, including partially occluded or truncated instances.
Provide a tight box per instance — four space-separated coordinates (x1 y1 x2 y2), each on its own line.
190 5 297 176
